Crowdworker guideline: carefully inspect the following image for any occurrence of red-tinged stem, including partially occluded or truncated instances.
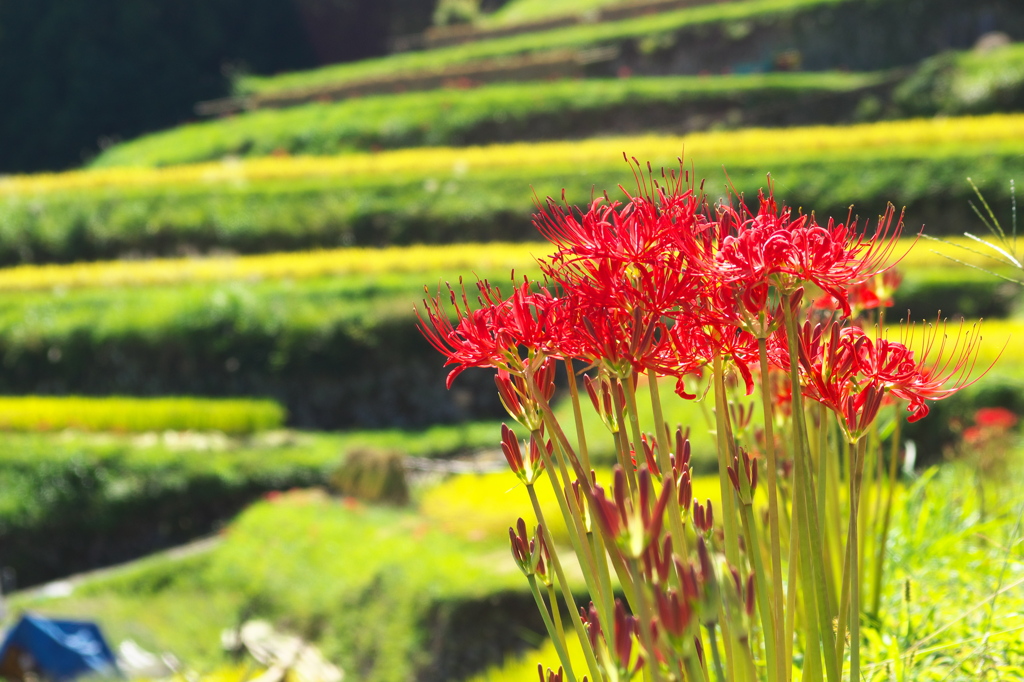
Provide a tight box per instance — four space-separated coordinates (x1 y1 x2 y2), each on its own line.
712 356 742 568
628 557 665 682
563 358 592 474
648 373 689 569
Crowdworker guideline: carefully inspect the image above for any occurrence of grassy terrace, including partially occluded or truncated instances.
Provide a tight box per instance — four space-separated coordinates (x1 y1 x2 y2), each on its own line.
16 115 1024 195
236 0 848 96
2 115 1022 262
92 72 884 168
483 0 627 24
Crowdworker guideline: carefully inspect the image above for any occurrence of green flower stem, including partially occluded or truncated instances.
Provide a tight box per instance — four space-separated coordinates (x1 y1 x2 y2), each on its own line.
756 337 788 682
648 373 690 568
685 652 709 682
781 298 840 682
848 437 867 682
707 624 728 682
711 357 742 682
528 484 603 682
623 372 647 470
739 484 779 682
711 356 742 569
591 529 617 645
613 376 639 495
548 582 568 656
532 434 619 640
783 481 799 680
833 508 852 675
564 358 593 474
527 574 578 682
815 404 839 600
791 434 824 682
870 410 902 618
738 635 757 682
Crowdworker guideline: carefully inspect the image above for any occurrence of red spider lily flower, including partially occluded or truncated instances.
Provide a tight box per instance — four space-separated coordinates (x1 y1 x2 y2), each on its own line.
888 318 994 422
534 166 710 273
417 279 570 388
786 315 994 437
715 190 905 317
814 269 903 316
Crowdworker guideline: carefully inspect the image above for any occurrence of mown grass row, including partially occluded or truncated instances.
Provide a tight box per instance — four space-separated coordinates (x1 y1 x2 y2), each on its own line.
91 72 883 169
0 259 1012 430
0 274 513 429
236 0 848 96
18 114 1023 194
2 115 1023 264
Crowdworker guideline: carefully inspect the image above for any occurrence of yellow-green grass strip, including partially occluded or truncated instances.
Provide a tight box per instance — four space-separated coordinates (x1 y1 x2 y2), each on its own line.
0 234 1006 293
0 243 543 292
0 236 993 293
5 114 1024 196
0 396 285 434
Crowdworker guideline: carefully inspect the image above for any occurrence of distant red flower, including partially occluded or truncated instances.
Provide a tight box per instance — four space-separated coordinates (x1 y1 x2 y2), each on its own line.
814 270 903 315
974 407 1017 430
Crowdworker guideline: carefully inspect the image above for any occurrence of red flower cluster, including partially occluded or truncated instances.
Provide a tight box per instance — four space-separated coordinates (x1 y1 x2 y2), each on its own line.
419 161 982 440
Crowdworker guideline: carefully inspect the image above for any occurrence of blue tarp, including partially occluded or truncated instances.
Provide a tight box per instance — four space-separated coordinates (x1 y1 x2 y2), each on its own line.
0 614 119 681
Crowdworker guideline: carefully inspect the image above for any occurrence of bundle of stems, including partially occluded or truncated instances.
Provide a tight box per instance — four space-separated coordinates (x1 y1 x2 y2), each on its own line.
420 162 991 682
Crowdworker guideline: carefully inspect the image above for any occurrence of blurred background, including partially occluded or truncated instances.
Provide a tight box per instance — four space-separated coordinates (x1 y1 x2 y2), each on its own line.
0 0 1023 680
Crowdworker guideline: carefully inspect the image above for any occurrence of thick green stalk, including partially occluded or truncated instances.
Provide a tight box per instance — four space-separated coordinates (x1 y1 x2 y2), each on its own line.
739 489 779 681
528 485 603 682
591 529 617 646
527 574 577 682
711 356 742 568
548 582 568 654
848 438 867 682
815 404 840 602
564 358 593 474
707 625 728 682
781 298 840 682
534 431 621 634
623 372 647 471
870 412 902 618
784 484 799 680
791 431 824 682
756 338 788 682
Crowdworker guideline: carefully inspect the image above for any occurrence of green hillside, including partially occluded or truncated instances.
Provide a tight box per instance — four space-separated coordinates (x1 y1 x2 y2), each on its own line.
4 1 1024 678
